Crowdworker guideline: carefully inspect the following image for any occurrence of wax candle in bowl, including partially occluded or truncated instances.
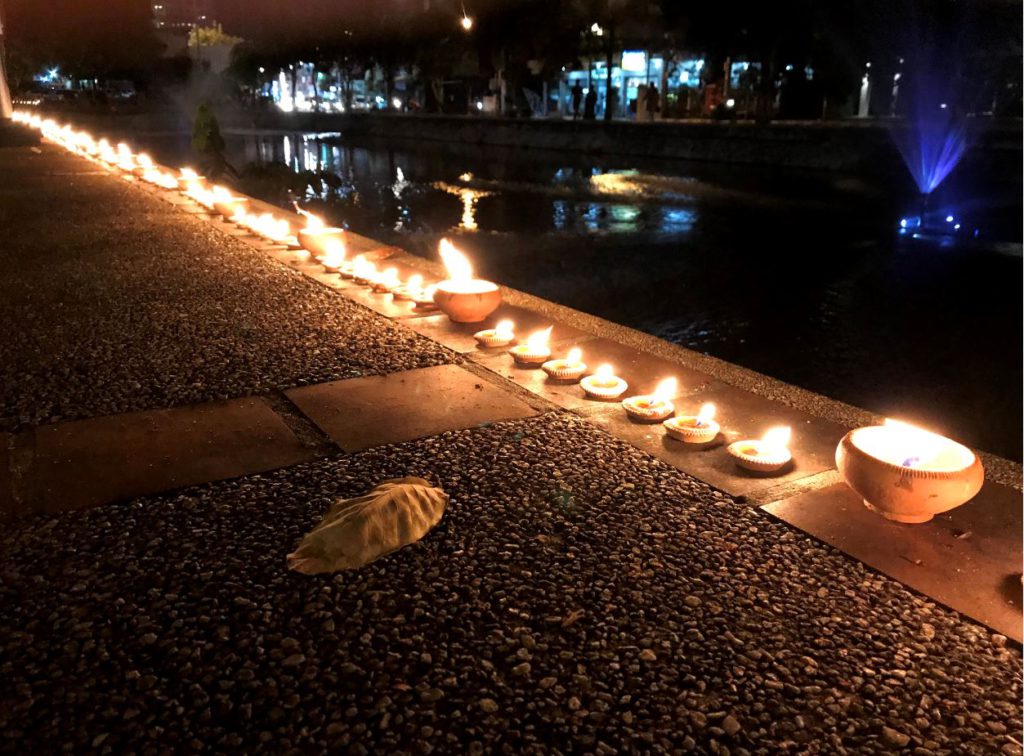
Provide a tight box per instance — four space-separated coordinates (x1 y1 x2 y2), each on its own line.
664 403 720 443
836 418 984 523
581 364 628 400
474 320 516 348
542 347 587 382
211 186 249 219
727 426 792 473
413 285 439 310
352 258 378 286
392 274 425 301
509 327 553 366
371 267 401 293
621 378 678 422
432 239 502 323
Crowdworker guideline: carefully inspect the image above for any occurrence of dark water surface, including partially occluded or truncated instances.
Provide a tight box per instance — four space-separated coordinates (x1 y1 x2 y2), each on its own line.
137 130 1022 460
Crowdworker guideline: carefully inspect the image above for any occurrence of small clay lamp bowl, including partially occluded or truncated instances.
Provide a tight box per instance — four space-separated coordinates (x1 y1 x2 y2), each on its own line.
836 420 984 524
581 365 628 400
664 406 720 444
541 348 587 382
371 270 401 293
298 226 346 259
474 320 516 349
392 276 425 301
413 287 439 310
622 397 675 423
509 327 553 367
727 427 792 473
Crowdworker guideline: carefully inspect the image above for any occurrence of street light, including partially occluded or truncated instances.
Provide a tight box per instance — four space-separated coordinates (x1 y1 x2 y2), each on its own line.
460 14 473 31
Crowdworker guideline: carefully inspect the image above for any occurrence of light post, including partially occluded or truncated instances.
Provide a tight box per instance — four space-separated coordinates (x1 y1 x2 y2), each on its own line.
0 0 13 119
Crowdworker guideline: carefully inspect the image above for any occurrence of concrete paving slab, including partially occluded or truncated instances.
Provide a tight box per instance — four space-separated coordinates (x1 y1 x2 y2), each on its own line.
406 303 590 354
763 481 1024 641
584 383 849 498
285 364 537 451
15 398 314 517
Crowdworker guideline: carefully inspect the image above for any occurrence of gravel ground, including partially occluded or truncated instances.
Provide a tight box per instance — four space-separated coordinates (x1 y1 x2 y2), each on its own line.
1 412 1019 754
0 146 453 430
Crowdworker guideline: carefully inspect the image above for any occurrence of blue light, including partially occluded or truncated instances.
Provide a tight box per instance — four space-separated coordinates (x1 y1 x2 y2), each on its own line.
945 215 954 223
900 219 908 228
954 223 961 230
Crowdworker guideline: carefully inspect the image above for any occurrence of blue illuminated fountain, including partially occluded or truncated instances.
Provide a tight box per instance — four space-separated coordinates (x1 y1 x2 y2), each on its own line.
891 69 973 240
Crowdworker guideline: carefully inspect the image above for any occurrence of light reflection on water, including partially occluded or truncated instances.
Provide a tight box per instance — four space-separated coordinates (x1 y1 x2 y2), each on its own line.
136 130 1022 460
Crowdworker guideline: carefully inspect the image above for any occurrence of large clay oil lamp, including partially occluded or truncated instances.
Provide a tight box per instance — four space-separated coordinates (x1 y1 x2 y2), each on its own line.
581 364 628 400
432 239 501 323
392 274 425 301
509 327 552 367
622 378 678 422
296 209 345 259
664 402 720 444
211 186 249 219
836 418 984 523
542 347 587 382
474 320 516 348
728 426 792 473
320 239 347 273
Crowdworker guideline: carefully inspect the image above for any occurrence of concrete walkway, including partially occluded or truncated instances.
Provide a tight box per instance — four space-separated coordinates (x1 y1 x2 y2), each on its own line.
0 136 1021 753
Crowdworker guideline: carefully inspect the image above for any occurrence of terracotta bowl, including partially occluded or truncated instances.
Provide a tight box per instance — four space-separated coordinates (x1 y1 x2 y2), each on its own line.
297 227 346 259
432 281 502 323
836 427 984 524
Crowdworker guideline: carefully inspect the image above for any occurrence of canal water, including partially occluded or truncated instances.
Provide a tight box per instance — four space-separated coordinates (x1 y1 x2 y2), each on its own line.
139 129 1023 460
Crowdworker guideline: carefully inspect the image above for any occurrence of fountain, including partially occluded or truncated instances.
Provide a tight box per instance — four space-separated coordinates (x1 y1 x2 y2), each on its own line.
890 66 973 239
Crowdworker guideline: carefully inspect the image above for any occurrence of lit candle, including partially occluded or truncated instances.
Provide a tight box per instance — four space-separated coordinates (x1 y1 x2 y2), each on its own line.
542 347 587 382
320 239 347 273
211 185 249 219
432 239 501 323
296 208 345 259
664 402 720 443
580 364 628 400
392 274 425 301
836 418 984 523
727 426 792 472
413 284 439 310
132 152 154 178
622 377 678 422
474 319 516 348
371 267 401 293
352 258 378 286
508 326 553 366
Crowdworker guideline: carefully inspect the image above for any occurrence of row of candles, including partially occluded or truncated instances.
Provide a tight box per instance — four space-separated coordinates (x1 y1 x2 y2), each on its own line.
14 110 985 522
475 321 793 472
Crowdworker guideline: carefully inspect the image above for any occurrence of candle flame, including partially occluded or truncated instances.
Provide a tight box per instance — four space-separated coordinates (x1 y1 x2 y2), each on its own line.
180 167 199 181
322 238 346 267
882 418 949 467
439 238 473 282
595 364 615 379
495 319 515 337
652 377 678 402
136 153 153 169
525 326 552 351
762 426 792 450
406 274 424 291
296 206 325 232
566 347 583 364
380 267 400 286
696 403 716 425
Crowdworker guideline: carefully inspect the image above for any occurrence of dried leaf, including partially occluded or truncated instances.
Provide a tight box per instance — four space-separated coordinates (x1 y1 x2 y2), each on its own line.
287 477 448 574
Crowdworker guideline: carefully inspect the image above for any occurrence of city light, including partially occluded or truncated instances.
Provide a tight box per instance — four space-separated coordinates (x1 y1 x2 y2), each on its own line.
461 15 473 31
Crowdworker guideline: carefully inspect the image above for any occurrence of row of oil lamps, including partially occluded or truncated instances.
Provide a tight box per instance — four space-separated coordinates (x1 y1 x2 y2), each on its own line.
14 110 986 525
